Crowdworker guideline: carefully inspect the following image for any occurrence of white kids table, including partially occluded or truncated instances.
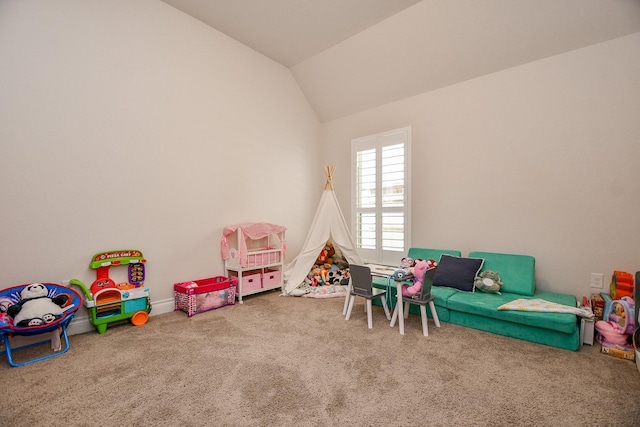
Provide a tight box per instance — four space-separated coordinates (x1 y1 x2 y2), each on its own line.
342 264 409 335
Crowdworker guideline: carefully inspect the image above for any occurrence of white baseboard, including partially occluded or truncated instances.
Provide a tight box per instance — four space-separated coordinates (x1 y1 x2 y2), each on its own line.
67 298 175 336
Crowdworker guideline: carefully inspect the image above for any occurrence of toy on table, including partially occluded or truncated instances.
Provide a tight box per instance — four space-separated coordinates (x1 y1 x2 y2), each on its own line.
401 259 437 297
70 250 151 334
390 257 416 282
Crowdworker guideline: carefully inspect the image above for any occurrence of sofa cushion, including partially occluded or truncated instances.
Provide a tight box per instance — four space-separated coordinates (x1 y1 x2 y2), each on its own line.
468 251 535 296
433 255 484 292
446 290 577 334
430 285 459 307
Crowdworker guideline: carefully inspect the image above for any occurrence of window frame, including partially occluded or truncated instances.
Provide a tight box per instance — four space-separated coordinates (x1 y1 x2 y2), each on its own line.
351 126 411 265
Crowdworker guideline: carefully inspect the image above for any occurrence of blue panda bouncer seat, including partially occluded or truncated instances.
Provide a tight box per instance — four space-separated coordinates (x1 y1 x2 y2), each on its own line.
0 283 82 367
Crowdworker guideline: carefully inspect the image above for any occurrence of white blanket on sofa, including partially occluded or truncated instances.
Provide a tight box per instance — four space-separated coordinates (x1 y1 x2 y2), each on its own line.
498 298 594 319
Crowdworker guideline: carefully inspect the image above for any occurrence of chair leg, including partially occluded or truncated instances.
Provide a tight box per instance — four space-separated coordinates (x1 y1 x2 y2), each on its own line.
429 301 441 328
345 295 356 320
342 279 352 316
390 305 398 327
366 299 373 329
420 305 429 336
51 327 61 351
1 324 72 368
404 301 410 319
380 295 391 320
396 288 405 335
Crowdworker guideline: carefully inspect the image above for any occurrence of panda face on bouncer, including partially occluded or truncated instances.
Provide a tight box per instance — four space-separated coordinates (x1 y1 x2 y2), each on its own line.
7 283 70 327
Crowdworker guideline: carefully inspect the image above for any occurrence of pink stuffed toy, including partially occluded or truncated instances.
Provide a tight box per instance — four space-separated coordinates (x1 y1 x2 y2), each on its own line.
401 259 437 296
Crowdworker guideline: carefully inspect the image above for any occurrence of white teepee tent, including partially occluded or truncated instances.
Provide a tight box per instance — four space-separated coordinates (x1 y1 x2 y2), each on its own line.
283 166 363 294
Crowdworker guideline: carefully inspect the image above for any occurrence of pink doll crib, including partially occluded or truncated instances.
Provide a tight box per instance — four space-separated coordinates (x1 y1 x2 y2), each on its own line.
0 283 82 367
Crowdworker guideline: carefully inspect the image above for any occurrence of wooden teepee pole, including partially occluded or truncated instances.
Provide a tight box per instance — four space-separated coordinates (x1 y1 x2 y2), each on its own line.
323 165 335 190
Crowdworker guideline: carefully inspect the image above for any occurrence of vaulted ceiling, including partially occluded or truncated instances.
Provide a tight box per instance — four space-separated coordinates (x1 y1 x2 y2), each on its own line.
161 0 640 122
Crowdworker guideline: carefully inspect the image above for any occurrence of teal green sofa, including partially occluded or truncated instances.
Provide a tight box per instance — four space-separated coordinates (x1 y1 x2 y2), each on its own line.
372 248 580 351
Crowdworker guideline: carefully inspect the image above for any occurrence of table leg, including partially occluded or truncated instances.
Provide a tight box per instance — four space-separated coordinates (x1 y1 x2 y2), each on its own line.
397 282 404 335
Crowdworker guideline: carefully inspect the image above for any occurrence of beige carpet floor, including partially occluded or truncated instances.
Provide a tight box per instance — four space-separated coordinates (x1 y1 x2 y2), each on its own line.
1 289 639 427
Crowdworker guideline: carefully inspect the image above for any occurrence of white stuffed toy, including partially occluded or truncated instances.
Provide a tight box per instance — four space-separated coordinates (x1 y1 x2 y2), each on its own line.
7 283 69 327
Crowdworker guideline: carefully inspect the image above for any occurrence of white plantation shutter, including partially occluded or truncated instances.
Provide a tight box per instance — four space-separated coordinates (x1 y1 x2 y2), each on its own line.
352 127 411 265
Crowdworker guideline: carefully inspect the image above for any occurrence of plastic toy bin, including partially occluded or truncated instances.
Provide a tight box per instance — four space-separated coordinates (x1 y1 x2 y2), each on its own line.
262 269 281 288
229 270 262 292
174 276 237 317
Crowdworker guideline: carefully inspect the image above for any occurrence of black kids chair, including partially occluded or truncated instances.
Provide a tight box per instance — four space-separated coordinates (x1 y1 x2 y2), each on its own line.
390 267 441 336
345 264 391 329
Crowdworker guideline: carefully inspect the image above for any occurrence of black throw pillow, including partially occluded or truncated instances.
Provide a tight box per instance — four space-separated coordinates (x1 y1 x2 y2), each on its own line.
433 254 484 292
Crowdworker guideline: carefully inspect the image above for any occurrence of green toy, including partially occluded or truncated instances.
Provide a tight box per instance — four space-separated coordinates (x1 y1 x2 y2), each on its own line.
474 270 503 294
70 250 151 334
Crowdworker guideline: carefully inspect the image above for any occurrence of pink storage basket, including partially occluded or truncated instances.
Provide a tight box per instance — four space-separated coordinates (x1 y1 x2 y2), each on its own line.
174 276 237 317
229 270 262 292
262 269 281 288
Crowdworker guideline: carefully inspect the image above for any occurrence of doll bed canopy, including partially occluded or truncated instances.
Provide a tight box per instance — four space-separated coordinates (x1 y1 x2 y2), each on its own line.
221 222 287 268
283 166 362 294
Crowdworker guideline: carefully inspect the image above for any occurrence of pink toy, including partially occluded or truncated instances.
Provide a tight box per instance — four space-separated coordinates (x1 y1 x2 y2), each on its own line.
594 296 636 349
610 296 635 335
174 276 237 318
400 257 415 269
401 259 437 297
595 321 630 347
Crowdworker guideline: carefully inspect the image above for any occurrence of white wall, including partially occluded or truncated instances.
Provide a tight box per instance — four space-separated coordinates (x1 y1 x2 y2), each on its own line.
1 1 638 320
321 33 640 298
0 0 320 311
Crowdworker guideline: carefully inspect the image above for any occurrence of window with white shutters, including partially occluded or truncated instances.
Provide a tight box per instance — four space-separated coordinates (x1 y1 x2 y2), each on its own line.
352 127 411 265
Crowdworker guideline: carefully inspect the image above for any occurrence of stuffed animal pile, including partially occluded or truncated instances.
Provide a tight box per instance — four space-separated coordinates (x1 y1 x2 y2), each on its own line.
401 259 437 297
306 267 350 287
306 241 351 286
390 257 415 281
315 242 335 270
